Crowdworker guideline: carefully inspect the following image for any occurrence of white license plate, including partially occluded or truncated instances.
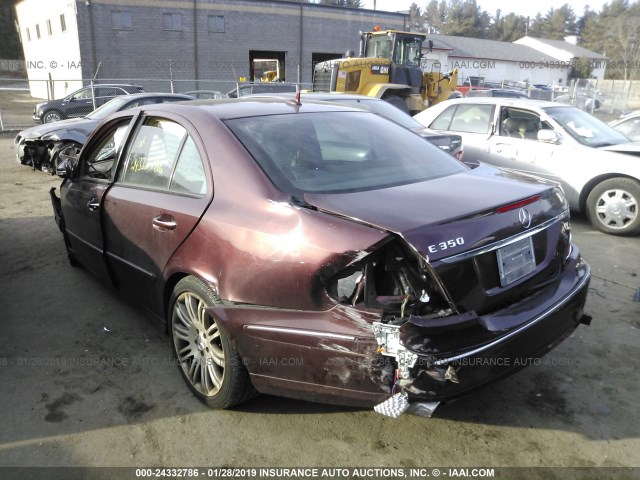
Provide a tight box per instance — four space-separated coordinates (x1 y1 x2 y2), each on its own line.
496 236 536 287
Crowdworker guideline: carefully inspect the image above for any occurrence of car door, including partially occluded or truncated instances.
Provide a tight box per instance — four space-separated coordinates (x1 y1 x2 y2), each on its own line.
428 102 495 163
64 87 95 118
486 106 562 183
60 117 135 280
102 114 212 316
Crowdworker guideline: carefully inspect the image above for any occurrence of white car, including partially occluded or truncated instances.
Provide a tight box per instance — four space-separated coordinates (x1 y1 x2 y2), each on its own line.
414 98 640 235
609 111 640 142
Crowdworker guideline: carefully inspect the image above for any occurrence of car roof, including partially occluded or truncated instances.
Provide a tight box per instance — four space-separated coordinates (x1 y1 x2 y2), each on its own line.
128 97 365 121
79 83 143 88
117 92 193 100
438 97 571 109
250 92 380 102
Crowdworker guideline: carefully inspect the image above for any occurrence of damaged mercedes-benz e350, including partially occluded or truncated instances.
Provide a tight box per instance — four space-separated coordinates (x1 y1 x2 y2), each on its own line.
50 98 591 416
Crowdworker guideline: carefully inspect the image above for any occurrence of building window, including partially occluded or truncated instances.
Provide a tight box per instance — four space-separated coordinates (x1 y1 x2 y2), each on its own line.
163 13 182 31
208 15 224 33
35 24 40 39
46 19 52 36
60 14 66 32
112 11 132 30
26 27 31 42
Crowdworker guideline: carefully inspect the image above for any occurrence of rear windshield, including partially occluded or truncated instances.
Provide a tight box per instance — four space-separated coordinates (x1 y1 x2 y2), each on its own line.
225 111 467 194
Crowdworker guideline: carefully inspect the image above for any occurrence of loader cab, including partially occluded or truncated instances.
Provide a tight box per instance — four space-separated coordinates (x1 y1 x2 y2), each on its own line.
363 30 425 94
363 31 424 66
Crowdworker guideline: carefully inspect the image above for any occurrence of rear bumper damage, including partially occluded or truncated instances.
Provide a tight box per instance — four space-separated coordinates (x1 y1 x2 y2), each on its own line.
207 246 590 412
387 249 591 402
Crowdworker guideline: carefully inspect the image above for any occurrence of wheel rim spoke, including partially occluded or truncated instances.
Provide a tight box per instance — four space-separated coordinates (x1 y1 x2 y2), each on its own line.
172 290 226 397
211 346 225 367
596 189 638 230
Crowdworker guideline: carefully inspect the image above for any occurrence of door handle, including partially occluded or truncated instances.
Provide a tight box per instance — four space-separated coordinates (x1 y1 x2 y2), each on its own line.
153 215 177 231
87 198 100 211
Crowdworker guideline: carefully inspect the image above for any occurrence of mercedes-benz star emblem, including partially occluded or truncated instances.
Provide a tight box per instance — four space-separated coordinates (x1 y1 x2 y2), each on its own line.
519 208 532 229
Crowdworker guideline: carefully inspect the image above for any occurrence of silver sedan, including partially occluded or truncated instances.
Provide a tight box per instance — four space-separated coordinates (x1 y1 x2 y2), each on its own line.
414 98 640 235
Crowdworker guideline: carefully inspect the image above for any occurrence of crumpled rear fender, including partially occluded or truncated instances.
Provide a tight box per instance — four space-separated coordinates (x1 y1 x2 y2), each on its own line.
207 304 394 405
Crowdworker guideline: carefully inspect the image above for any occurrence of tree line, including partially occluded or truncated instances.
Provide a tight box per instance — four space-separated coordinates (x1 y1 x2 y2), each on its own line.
407 0 640 79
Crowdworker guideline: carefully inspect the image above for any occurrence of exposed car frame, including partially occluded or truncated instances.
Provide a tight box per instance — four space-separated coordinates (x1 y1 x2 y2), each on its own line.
16 92 193 173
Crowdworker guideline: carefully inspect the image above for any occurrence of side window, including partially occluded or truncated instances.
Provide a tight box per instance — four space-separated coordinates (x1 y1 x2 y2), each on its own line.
449 104 494 134
170 136 207 195
499 108 543 140
121 118 186 189
96 87 117 98
72 88 92 100
430 105 456 130
80 121 130 180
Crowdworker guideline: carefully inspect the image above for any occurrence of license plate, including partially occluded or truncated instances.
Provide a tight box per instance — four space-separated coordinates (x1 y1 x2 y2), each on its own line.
496 236 536 287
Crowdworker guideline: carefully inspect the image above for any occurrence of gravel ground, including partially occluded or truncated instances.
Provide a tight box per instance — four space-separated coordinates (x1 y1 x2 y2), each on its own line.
0 135 638 478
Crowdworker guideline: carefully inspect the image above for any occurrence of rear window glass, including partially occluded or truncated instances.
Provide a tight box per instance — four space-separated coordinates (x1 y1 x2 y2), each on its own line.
225 111 466 194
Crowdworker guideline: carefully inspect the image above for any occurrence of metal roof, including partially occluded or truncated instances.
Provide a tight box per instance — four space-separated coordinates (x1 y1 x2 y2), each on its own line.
426 34 565 63
517 36 608 60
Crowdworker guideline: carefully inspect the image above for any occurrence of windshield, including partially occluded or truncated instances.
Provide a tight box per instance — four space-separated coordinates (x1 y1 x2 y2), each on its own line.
365 35 393 59
225 111 466 194
393 36 422 66
329 98 423 129
86 96 129 120
544 106 630 147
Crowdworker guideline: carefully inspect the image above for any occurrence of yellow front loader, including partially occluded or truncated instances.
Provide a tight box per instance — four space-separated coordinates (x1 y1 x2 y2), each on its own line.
313 29 457 114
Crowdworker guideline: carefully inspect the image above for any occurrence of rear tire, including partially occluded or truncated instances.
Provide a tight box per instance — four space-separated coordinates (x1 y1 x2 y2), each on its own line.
169 276 256 409
586 177 640 236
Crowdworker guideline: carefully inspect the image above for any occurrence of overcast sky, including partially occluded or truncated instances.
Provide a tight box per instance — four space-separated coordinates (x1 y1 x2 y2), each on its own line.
360 0 608 19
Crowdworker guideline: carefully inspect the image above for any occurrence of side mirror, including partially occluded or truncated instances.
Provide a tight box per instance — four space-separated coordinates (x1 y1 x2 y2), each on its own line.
537 129 559 144
56 156 78 179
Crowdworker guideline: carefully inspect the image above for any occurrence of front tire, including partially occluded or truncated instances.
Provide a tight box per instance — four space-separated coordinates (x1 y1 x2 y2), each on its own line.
51 142 81 174
586 177 640 235
43 110 64 123
169 276 255 408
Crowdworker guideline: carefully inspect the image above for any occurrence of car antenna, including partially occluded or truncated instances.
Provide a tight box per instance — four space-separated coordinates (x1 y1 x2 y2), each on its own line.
287 90 302 107
286 90 302 112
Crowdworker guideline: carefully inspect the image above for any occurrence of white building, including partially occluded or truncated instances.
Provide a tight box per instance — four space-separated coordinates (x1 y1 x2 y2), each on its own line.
514 36 607 80
423 34 573 88
15 0 84 99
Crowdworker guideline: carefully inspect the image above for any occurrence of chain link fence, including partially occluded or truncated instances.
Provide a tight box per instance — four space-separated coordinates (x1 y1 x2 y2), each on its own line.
3 74 640 132
0 77 307 131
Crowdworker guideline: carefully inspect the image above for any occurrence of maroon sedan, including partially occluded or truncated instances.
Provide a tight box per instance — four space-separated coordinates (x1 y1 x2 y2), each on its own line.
50 99 591 414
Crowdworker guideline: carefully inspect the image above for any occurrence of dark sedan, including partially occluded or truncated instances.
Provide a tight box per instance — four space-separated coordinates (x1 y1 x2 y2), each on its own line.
15 92 193 173
33 84 145 123
50 99 591 415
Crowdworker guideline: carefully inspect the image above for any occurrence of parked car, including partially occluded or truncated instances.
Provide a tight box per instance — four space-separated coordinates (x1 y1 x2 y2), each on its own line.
465 89 529 99
181 90 225 100
609 111 640 142
16 92 193 173
414 98 640 235
226 82 298 98
33 84 145 124
50 98 591 412
249 92 464 160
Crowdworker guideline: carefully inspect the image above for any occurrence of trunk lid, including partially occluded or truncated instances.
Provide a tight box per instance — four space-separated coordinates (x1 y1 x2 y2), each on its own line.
304 164 564 262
